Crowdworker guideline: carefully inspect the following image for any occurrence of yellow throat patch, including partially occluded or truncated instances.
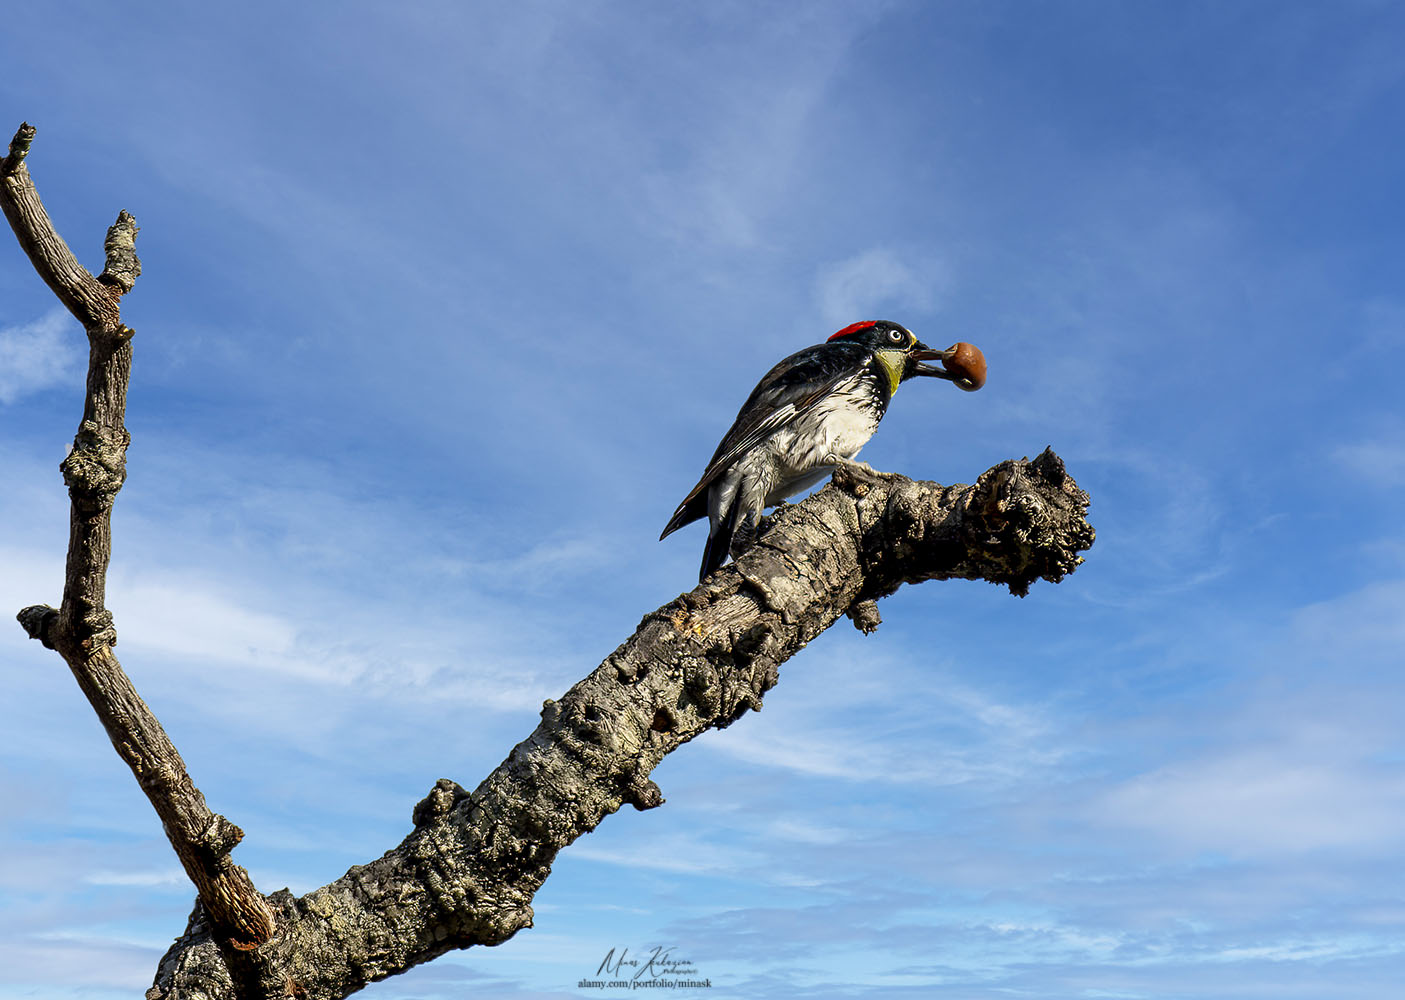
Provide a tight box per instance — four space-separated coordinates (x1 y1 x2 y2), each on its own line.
874 348 906 397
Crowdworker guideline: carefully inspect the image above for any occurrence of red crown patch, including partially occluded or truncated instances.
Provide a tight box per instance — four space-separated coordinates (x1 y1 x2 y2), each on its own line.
827 320 878 342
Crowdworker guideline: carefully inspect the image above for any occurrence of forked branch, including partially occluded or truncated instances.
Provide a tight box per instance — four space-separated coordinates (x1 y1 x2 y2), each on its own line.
6 123 1094 999
4 122 275 951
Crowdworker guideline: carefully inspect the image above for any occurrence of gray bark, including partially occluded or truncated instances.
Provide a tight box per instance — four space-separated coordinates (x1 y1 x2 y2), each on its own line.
3 122 275 950
4 122 1095 999
147 451 1093 999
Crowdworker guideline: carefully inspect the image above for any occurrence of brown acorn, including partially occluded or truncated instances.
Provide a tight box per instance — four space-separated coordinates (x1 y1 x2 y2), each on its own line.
943 342 986 391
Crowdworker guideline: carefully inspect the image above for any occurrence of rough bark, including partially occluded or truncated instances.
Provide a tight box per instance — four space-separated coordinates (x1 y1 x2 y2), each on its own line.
6 122 1095 999
145 451 1092 999
4 122 276 950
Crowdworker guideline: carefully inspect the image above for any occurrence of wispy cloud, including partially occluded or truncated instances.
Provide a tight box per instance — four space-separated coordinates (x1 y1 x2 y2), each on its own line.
700 645 1065 787
0 309 81 404
1092 751 1405 855
109 572 302 672
1291 578 1405 656
0 934 162 993
571 834 764 877
84 869 188 888
630 7 885 253
814 248 949 328
1333 429 1405 487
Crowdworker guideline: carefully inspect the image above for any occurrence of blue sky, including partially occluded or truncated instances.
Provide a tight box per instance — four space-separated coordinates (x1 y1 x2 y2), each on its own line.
2 2 1404 998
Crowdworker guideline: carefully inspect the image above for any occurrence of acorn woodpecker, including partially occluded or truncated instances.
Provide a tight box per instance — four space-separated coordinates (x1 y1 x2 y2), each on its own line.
661 320 986 582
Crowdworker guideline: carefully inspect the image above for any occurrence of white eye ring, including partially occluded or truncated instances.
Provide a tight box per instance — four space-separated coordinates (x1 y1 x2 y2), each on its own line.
887 328 905 344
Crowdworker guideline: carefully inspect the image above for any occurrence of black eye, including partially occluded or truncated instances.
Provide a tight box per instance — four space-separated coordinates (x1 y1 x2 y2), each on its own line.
887 328 905 344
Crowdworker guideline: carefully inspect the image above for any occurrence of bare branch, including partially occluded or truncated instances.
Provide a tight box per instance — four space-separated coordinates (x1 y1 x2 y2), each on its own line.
100 209 142 292
1 122 123 330
147 452 1094 999
4 122 276 951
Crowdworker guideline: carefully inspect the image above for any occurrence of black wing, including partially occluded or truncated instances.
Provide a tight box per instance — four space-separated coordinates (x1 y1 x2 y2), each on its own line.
659 342 873 539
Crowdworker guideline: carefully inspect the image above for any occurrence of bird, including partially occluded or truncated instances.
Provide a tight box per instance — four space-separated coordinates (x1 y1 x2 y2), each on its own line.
661 319 986 582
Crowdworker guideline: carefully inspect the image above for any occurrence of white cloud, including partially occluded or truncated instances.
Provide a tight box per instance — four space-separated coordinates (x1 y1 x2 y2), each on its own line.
0 935 159 992
703 673 1063 788
0 309 82 404
103 564 565 715
1059 447 1235 608
571 834 762 876
465 534 612 593
632 8 878 252
0 546 67 617
763 818 850 845
707 725 899 781
1072 580 1405 858
84 869 187 888
1292 578 1405 654
1093 751 1405 855
1334 431 1405 487
109 573 302 673
814 248 950 327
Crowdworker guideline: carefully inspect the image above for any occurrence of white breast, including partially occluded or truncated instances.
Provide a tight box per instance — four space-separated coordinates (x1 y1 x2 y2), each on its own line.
748 379 883 507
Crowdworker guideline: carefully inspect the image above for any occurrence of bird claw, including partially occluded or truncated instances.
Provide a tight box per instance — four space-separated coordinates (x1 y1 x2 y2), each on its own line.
729 519 759 560
825 454 898 482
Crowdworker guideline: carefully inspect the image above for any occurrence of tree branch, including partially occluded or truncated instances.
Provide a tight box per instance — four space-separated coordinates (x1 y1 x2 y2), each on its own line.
7 122 1096 999
1 122 122 329
146 452 1094 999
4 122 276 951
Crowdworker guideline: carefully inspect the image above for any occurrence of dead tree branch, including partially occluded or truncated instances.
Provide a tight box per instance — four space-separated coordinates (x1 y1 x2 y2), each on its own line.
7 123 1094 999
3 122 276 951
146 451 1092 999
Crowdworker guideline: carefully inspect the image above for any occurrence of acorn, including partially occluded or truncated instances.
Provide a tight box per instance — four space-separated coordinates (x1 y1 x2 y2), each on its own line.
943 342 986 392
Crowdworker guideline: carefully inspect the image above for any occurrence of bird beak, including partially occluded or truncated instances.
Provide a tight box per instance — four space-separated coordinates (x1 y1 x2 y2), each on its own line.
910 341 986 392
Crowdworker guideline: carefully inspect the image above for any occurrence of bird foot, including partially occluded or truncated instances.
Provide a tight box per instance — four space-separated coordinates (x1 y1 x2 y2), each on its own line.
729 519 759 560
825 454 901 482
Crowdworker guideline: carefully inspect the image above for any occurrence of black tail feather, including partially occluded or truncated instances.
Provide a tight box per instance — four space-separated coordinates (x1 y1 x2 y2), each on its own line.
659 494 706 541
699 496 741 582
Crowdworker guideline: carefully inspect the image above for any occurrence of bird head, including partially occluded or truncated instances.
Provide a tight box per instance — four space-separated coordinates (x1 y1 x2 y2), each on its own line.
827 320 986 392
